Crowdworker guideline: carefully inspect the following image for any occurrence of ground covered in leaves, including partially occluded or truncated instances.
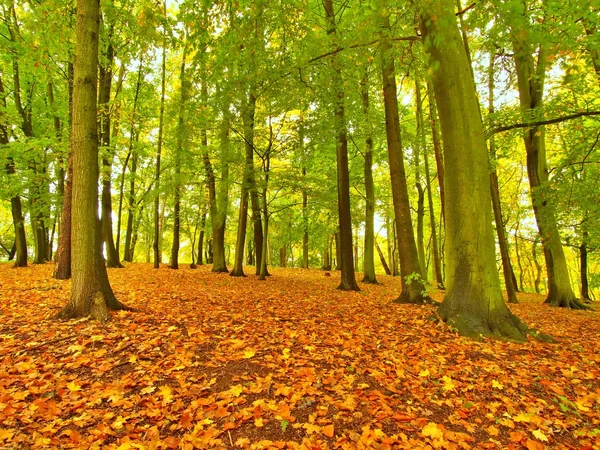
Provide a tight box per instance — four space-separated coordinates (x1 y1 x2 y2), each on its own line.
0 263 599 450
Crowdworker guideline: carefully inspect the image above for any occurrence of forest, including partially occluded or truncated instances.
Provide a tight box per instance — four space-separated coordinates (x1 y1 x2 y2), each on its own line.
1 0 599 448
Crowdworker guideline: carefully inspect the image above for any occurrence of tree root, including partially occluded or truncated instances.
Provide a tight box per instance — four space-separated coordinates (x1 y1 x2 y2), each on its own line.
435 308 555 343
545 294 590 310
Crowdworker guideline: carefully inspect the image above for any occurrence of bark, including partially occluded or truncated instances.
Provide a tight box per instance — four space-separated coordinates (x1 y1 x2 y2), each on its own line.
171 45 187 270
123 151 137 262
231 92 257 277
0 75 27 267
427 81 446 224
514 230 525 292
119 58 144 263
375 240 392 275
197 212 206 266
322 237 331 270
334 232 341 271
324 0 359 291
487 53 518 304
580 232 590 301
381 9 428 303
98 37 121 269
511 16 585 309
153 1 167 269
419 0 548 341
279 247 287 267
258 140 272 280
57 0 129 321
360 72 377 284
416 75 444 289
53 63 74 279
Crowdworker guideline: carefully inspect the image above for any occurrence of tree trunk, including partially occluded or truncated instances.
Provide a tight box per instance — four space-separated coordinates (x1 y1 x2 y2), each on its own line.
361 72 377 284
123 151 137 262
511 13 585 309
53 152 73 278
98 38 121 269
580 233 590 301
57 0 129 321
171 44 187 270
487 52 518 304
153 1 167 269
322 236 331 270
426 81 446 224
334 231 341 271
302 166 309 269
375 240 392 275
197 212 206 266
323 0 359 291
416 75 444 289
381 9 428 303
419 0 544 341
231 93 257 277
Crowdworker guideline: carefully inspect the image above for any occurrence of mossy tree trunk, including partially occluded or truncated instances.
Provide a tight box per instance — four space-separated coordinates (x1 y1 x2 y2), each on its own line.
380 7 428 303
57 0 129 322
510 12 585 309
419 0 545 341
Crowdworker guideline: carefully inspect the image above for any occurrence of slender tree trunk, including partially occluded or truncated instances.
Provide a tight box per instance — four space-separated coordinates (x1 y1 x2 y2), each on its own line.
258 159 270 280
361 72 377 284
427 81 446 224
381 9 428 303
98 38 121 269
171 45 187 270
231 93 257 277
487 53 518 304
414 76 426 276
322 236 331 270
123 151 137 262
511 13 585 309
53 63 74 278
532 237 542 294
153 1 167 269
57 0 129 321
0 76 27 268
580 232 590 301
416 76 444 289
197 212 206 266
514 231 525 292
419 0 542 340
334 231 341 271
323 0 359 291
375 240 392 275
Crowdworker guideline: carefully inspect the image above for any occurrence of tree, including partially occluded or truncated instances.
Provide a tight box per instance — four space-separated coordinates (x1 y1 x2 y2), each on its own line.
57 0 129 322
380 6 429 304
418 0 546 340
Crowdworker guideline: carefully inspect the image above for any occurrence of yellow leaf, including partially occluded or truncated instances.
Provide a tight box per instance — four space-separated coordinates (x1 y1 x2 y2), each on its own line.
442 376 455 391
141 386 155 395
487 425 499 436
514 412 531 423
230 384 243 397
282 348 291 360
422 422 443 439
254 418 264 427
0 429 14 442
243 349 256 359
532 429 549 442
419 369 430 377
67 381 82 392
160 385 173 403
492 380 503 389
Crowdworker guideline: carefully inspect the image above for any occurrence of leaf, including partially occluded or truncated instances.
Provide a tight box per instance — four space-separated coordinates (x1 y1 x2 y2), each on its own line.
67 381 82 392
442 376 455 391
159 385 173 403
491 379 504 389
526 439 545 450
532 429 549 442
229 384 243 397
322 424 334 438
254 418 264 427
243 349 256 359
419 369 430 377
422 422 443 439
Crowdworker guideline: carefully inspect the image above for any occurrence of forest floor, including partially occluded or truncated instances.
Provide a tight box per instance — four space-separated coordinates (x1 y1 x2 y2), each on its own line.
0 263 599 450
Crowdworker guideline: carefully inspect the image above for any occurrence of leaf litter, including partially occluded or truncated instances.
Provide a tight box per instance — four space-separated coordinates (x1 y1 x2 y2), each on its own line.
0 263 599 449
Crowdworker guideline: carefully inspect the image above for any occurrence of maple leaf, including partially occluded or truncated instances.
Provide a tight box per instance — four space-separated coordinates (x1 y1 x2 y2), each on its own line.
441 376 455 391
0 429 14 442
491 380 504 390
229 384 244 397
160 385 173 403
243 349 256 359
67 381 82 392
532 429 549 442
422 422 443 439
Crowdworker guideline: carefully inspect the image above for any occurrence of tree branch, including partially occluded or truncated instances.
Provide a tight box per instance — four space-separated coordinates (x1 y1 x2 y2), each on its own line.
486 110 600 139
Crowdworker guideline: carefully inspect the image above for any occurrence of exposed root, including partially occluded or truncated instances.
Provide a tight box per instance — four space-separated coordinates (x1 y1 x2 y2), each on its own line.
436 308 554 343
90 292 111 323
545 294 589 310
393 289 433 305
